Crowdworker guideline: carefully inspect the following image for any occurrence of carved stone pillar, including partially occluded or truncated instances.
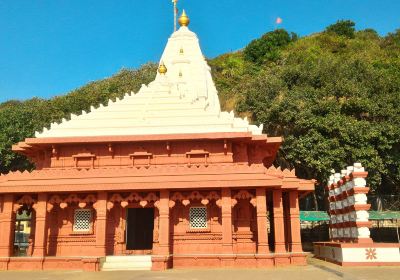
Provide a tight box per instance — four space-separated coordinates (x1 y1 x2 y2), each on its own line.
256 188 269 254
272 189 286 253
32 193 48 257
152 190 170 271
94 192 107 256
0 194 14 257
158 190 170 256
221 188 233 254
288 191 302 252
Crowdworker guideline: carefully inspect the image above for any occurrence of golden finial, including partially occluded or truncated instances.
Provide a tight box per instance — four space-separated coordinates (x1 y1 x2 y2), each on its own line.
158 61 167 75
178 10 190 27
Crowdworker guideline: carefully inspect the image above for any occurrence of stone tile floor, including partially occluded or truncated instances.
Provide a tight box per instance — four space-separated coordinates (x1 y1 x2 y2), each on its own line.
0 257 399 280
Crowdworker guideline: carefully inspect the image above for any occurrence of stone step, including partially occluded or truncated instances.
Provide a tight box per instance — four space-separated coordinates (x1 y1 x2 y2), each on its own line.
100 255 152 271
101 267 151 271
103 255 152 262
101 263 152 270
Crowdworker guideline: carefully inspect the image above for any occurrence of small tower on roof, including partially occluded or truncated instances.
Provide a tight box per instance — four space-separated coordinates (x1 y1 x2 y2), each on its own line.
158 61 167 75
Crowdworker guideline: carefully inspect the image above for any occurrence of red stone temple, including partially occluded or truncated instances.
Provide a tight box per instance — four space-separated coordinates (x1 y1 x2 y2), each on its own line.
0 11 314 271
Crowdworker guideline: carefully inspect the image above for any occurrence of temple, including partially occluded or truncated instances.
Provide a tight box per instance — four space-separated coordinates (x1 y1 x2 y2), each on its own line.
0 11 314 271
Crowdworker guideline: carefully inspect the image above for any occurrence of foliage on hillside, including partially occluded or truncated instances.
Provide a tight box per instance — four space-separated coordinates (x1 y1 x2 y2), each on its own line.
213 21 400 195
1 20 400 198
0 63 156 173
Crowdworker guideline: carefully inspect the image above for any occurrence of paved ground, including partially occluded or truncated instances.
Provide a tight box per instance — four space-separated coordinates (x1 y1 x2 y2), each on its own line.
0 257 399 280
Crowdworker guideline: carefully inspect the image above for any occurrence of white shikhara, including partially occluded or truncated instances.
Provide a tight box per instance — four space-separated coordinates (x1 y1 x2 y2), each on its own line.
35 25 263 138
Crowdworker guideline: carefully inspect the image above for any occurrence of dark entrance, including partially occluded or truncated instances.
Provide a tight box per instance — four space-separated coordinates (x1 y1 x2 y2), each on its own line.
126 208 154 250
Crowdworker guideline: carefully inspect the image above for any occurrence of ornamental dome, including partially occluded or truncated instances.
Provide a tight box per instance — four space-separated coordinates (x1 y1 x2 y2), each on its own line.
178 10 190 27
158 62 167 75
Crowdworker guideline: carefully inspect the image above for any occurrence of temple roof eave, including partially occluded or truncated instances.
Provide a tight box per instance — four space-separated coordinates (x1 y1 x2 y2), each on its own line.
0 180 313 194
0 164 315 194
23 132 281 145
12 133 282 156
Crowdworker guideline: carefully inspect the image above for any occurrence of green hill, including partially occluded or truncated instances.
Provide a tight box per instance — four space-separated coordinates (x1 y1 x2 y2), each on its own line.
1 20 400 197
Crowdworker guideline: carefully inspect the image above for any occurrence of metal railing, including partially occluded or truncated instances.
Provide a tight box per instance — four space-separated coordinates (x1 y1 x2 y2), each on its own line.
368 195 400 211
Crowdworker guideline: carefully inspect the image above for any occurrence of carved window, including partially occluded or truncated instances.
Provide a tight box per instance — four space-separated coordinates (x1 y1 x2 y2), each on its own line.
73 209 92 232
189 207 207 229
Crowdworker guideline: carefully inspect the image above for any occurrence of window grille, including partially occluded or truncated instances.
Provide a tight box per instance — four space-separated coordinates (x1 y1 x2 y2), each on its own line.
189 207 207 229
73 209 92 232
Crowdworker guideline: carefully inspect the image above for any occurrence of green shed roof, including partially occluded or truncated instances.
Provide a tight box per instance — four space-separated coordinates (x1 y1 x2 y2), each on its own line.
300 211 400 221
300 211 329 221
368 211 400 220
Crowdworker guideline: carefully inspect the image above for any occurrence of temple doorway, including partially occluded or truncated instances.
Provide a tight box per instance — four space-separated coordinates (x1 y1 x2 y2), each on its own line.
126 208 154 251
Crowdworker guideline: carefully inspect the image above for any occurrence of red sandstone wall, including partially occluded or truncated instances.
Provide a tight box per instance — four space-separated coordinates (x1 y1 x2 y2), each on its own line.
27 140 276 171
48 141 234 169
46 206 98 256
170 201 224 255
41 192 259 258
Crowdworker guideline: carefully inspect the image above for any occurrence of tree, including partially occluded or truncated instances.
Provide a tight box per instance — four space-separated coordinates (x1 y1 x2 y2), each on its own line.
243 29 297 63
238 26 400 196
325 20 356 38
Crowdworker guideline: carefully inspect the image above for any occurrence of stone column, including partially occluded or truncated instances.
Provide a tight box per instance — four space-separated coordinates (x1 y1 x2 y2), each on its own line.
94 192 107 256
256 188 269 254
0 194 14 257
152 190 170 270
32 193 48 257
288 191 302 252
272 189 286 253
158 190 170 255
351 163 372 244
221 188 233 254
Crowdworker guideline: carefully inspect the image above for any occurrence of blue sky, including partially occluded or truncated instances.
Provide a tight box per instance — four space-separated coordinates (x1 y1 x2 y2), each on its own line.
1 0 399 102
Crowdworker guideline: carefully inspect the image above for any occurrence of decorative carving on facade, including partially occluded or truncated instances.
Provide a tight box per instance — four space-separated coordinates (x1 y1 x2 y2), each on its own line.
169 191 221 208
108 193 124 210
232 190 256 208
129 147 153 167
47 193 98 210
107 192 160 209
47 195 62 211
16 194 37 206
72 150 96 168
14 194 37 211
207 191 222 208
143 192 159 208
266 166 296 177
185 148 209 167
108 143 114 158
51 145 59 159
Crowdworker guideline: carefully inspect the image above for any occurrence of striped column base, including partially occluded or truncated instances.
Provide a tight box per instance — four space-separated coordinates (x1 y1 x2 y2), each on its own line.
314 242 400 266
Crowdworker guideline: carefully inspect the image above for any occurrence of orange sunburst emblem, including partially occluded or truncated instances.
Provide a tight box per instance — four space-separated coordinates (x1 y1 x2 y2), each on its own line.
365 248 377 260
